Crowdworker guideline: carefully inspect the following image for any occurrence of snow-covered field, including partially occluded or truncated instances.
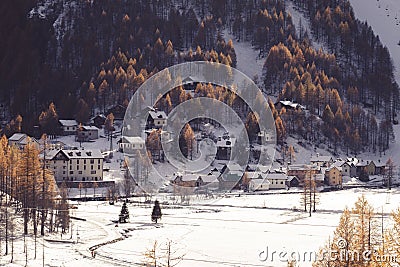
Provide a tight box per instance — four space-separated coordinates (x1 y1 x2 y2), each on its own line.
2 188 399 267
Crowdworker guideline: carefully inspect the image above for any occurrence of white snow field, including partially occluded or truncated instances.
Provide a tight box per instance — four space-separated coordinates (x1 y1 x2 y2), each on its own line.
1 188 399 267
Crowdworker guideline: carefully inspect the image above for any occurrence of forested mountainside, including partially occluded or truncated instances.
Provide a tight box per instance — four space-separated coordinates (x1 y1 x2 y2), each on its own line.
0 0 398 154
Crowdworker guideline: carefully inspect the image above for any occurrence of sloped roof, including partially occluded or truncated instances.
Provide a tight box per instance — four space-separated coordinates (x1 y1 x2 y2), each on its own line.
266 173 288 180
121 136 145 144
59 119 78 127
47 149 103 160
226 162 243 172
246 172 268 179
9 133 26 142
81 125 99 131
310 155 333 163
149 110 167 120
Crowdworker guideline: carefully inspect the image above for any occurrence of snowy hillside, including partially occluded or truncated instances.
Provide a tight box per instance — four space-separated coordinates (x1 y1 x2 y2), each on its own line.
349 0 400 84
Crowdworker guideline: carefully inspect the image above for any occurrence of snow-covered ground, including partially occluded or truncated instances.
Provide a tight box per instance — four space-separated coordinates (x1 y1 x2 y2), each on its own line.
223 30 266 88
2 188 399 267
349 0 400 84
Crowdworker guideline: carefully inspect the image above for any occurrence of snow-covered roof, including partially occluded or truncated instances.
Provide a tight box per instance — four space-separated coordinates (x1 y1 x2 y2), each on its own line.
346 157 359 165
246 172 268 179
288 164 319 171
375 161 386 168
266 173 288 180
148 110 167 120
310 154 333 163
81 125 99 131
277 100 306 110
246 164 270 173
90 114 106 120
59 119 78 127
9 133 26 142
173 173 218 183
9 133 38 146
122 136 145 144
332 160 345 168
287 176 299 182
356 160 372 167
226 162 243 172
47 149 103 160
199 174 218 183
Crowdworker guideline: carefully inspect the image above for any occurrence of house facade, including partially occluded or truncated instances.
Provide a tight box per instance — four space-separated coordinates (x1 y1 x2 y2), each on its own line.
59 120 78 135
310 154 334 167
249 179 270 191
356 160 376 176
8 133 40 150
146 109 167 129
287 164 320 183
341 162 357 178
218 162 243 190
118 136 145 154
216 135 236 160
325 166 343 187
45 149 104 183
266 173 288 189
76 125 99 141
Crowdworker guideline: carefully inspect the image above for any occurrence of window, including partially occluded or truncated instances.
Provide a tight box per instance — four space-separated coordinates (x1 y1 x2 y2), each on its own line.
91 165 94 170
90 159 94 164
63 171 66 174
63 166 66 169
84 159 86 164
78 171 82 174
70 165 72 169
281 181 284 184
77 160 79 164
98 165 100 170
98 159 101 164
70 171 73 175
91 170 96 174
84 165 86 170
95 177 98 181
77 165 79 170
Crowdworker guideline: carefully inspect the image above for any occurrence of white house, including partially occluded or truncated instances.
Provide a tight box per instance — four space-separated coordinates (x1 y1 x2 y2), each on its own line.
59 120 78 135
118 136 145 153
310 154 334 167
266 173 288 189
249 178 270 191
45 149 104 182
8 133 40 150
147 109 167 129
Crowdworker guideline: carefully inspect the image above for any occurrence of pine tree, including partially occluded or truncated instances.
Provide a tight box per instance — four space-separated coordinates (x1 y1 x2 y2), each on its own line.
119 202 130 223
151 200 162 223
